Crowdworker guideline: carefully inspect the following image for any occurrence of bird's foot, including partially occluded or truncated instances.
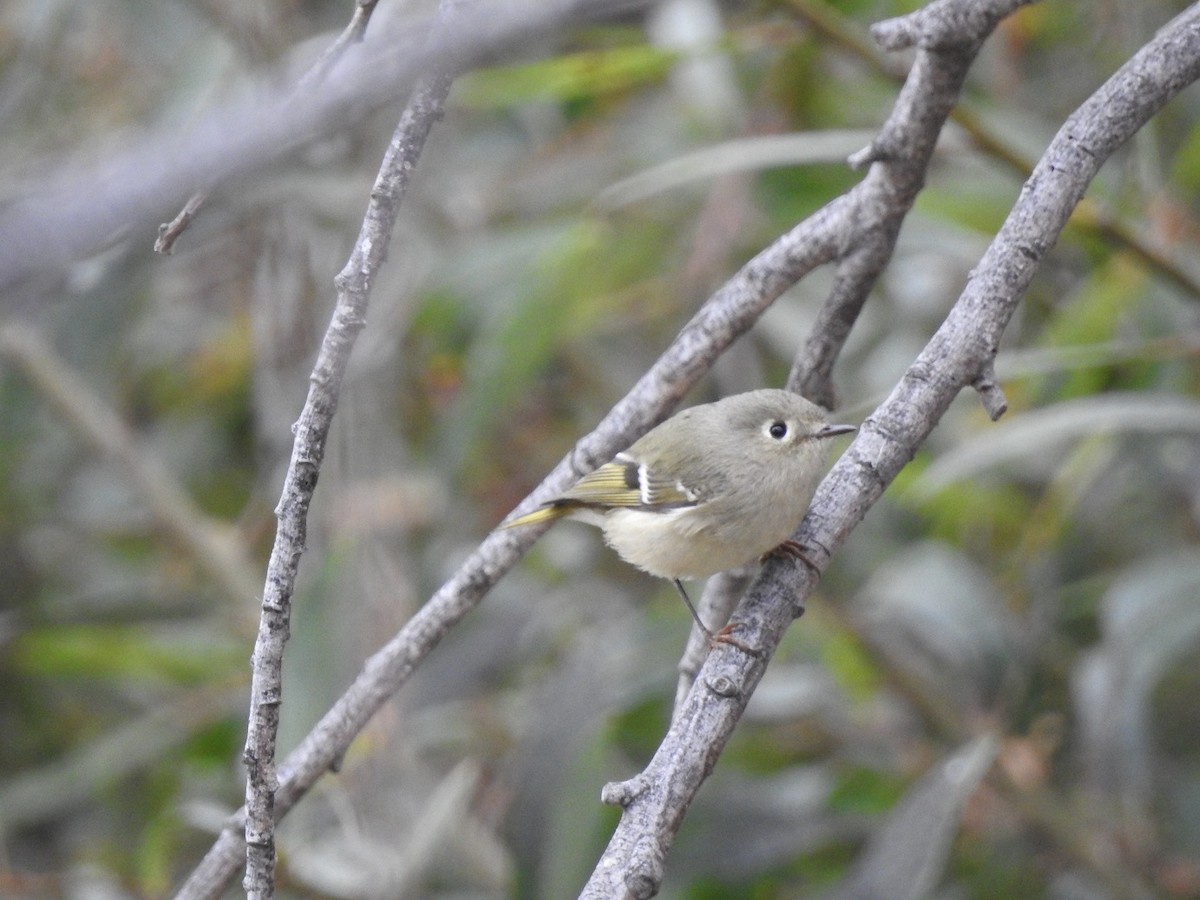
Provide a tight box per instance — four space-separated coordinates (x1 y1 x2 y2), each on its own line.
711 623 757 654
762 539 820 573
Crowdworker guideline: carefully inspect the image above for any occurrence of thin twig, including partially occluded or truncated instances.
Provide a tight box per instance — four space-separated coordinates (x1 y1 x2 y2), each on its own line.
239 28 459 900
155 0 384 254
154 190 209 255
298 0 383 91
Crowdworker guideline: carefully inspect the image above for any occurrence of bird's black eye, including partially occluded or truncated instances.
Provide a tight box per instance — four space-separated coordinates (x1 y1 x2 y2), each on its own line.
768 420 789 439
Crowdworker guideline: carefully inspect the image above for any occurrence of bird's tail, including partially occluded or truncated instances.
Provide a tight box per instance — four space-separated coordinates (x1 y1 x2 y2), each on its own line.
501 502 571 529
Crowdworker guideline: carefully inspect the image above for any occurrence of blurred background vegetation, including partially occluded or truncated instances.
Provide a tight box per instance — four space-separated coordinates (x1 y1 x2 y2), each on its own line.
2 0 1200 897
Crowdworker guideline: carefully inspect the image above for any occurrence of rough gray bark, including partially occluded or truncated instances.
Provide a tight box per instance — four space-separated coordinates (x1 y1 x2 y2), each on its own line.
241 62 457 900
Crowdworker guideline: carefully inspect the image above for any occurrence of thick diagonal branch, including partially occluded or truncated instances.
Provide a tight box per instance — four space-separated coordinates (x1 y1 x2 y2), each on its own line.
582 3 1200 897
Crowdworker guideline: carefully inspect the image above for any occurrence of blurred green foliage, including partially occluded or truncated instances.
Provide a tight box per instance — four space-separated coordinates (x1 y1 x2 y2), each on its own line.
1 0 1199 897
454 40 678 111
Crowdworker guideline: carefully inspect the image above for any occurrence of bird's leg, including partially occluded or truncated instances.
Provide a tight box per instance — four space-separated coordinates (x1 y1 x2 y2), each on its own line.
672 579 753 652
672 578 713 641
763 539 820 574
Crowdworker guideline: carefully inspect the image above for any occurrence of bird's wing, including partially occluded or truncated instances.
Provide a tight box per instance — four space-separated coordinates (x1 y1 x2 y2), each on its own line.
564 453 697 510
561 457 644 508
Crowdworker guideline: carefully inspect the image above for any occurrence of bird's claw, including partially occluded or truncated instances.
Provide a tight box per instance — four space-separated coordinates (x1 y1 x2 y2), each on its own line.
711 623 759 655
762 539 820 573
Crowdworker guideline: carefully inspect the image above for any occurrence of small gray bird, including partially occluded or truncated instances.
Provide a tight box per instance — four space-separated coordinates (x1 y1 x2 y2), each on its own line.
506 389 855 639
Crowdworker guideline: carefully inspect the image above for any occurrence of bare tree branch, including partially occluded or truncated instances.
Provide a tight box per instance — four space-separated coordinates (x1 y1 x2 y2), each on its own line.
787 0 1200 302
788 0 1033 407
0 0 651 299
297 0 384 92
581 2 1200 896
154 190 210 256
155 0 386 256
239 4 467 895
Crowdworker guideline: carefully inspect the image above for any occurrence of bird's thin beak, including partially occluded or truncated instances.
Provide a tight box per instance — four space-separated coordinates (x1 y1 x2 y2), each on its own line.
818 423 856 439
